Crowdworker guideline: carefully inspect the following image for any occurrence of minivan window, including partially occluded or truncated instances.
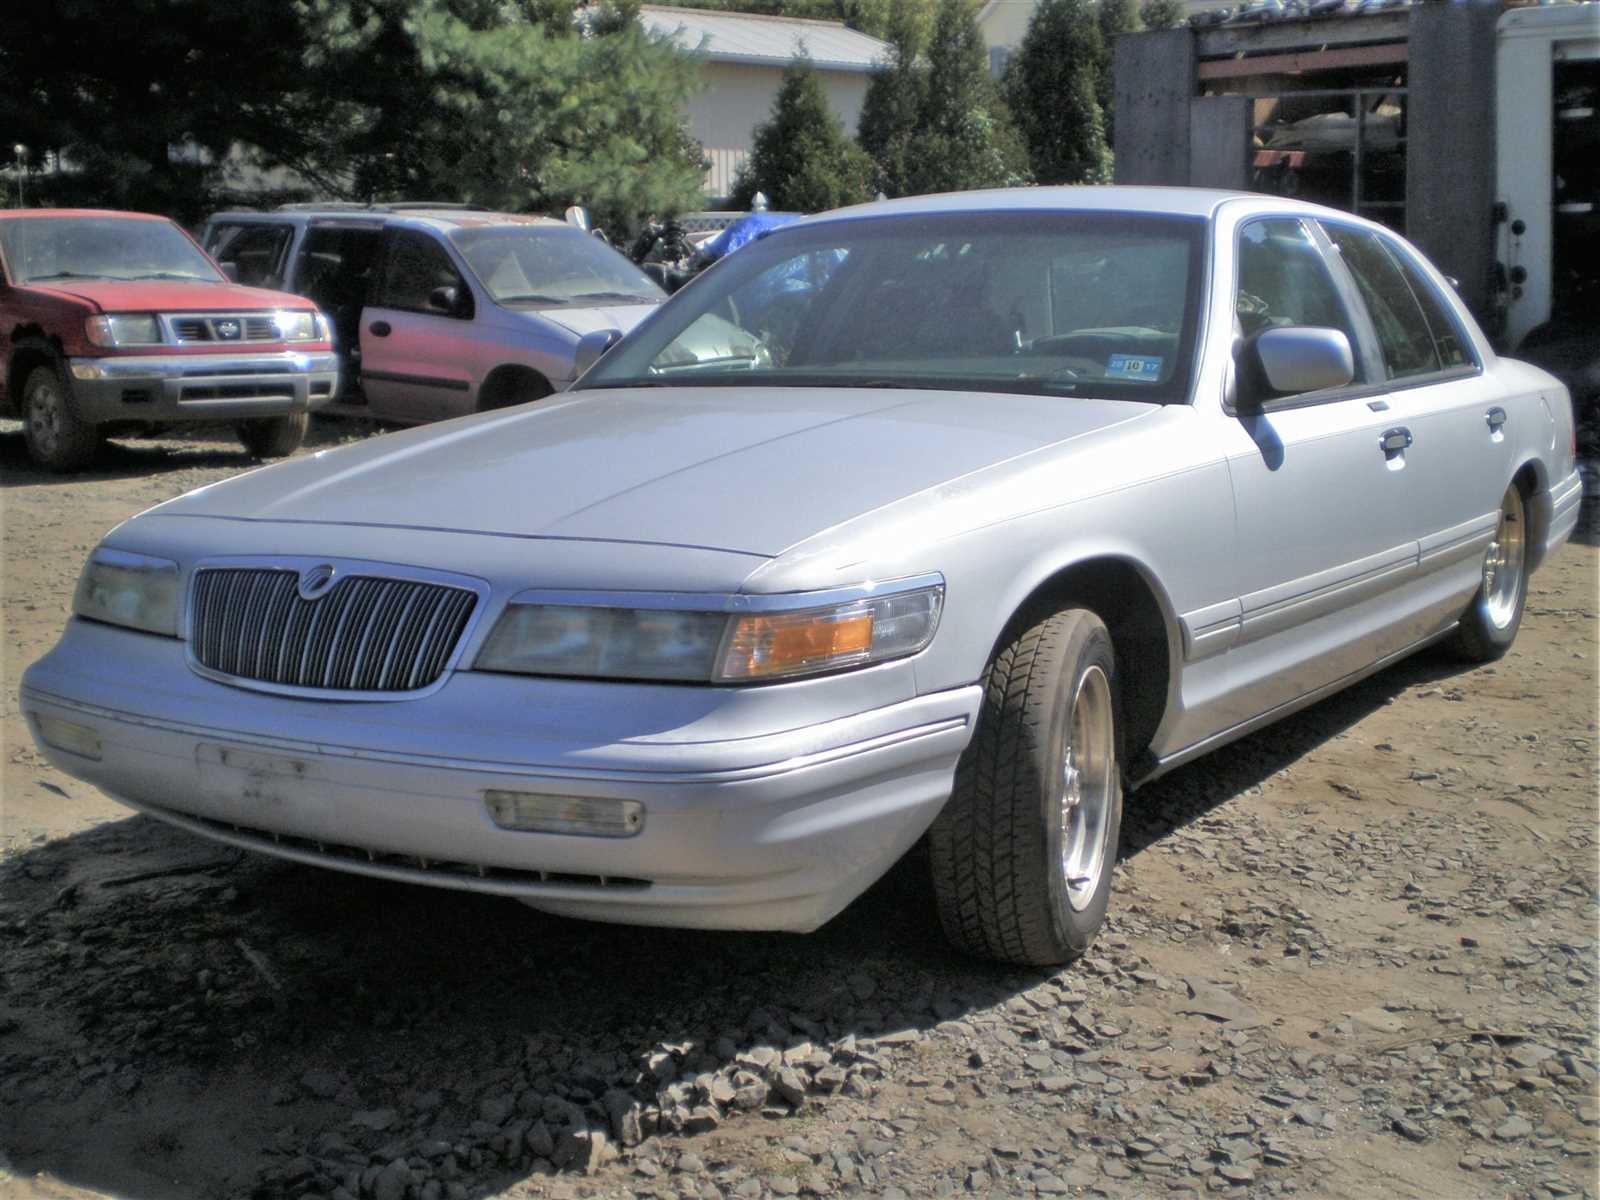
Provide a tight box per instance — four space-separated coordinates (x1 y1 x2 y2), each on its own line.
377 231 470 316
207 222 292 288
453 226 662 308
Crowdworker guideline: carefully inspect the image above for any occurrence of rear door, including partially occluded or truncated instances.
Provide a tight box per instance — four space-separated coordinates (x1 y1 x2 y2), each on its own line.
1320 221 1511 621
360 228 477 423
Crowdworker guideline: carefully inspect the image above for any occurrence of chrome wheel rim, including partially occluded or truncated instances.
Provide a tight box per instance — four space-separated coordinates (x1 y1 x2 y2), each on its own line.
1482 485 1525 630
26 379 64 459
1060 664 1115 913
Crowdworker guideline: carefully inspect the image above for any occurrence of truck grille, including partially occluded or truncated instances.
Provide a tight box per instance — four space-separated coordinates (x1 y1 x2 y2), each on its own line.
169 314 279 343
191 568 477 693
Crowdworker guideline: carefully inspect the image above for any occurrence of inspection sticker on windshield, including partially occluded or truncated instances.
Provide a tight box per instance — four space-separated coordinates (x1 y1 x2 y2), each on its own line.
1107 354 1162 382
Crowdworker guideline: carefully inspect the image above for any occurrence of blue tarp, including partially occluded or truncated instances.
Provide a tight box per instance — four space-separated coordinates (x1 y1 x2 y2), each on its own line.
696 212 801 265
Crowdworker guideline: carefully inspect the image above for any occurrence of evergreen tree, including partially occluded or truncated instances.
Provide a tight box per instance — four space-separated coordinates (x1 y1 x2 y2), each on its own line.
1095 0 1140 143
1138 0 1187 30
856 0 929 196
0 0 707 231
1004 0 1110 185
864 0 1030 196
732 56 877 212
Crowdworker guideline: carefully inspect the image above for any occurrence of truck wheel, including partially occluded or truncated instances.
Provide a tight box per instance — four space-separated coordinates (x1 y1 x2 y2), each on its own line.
928 607 1123 966
1450 482 1528 662
23 363 102 472
236 413 309 458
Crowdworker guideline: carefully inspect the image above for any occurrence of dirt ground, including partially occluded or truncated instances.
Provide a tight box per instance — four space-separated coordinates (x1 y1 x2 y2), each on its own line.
1 420 1596 1200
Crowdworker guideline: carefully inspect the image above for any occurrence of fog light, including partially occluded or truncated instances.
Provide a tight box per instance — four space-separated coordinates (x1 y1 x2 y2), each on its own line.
33 714 102 761
70 362 110 381
484 790 644 837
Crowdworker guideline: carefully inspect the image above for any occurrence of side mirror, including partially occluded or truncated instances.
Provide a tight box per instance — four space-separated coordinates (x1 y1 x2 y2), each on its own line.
564 205 592 233
1244 326 1354 401
428 285 459 313
572 328 622 379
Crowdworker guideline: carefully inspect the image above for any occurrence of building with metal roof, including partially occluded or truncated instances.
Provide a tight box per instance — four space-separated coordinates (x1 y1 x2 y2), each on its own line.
639 6 890 199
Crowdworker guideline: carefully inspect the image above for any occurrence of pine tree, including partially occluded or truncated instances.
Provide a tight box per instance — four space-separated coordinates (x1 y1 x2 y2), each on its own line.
1138 0 1187 30
1004 0 1110 186
864 0 1030 196
856 0 929 196
732 56 877 212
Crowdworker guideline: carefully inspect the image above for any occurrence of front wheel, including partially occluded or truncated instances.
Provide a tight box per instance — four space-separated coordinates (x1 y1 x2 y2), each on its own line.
23 363 102 471
236 412 309 459
928 607 1123 966
1450 482 1528 662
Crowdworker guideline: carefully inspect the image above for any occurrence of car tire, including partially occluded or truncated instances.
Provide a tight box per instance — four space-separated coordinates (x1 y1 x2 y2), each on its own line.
928 607 1124 966
1450 482 1529 662
236 413 309 459
22 363 102 472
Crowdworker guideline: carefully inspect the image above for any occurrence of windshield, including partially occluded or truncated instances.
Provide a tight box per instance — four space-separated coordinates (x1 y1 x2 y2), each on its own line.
453 225 664 308
577 211 1207 403
0 216 223 284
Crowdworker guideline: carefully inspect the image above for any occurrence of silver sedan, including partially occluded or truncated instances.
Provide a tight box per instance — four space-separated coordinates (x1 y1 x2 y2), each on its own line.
22 188 1583 965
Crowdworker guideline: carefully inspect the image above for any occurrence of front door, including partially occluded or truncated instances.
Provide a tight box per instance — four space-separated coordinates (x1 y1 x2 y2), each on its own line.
1214 217 1422 731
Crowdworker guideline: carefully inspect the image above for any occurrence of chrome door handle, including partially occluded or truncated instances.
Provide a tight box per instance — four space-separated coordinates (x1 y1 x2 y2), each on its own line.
1380 427 1413 453
1486 407 1507 430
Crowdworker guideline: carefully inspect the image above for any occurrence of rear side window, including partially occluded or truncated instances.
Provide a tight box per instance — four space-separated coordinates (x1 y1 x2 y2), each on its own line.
207 223 292 289
1322 224 1455 380
377 231 470 316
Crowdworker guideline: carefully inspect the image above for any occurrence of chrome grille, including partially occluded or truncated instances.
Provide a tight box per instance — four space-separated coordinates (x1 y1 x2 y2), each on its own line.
190 568 477 692
168 313 280 343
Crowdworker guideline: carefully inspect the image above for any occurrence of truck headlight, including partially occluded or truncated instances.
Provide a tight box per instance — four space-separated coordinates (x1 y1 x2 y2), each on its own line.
271 310 330 342
73 548 180 637
475 581 943 683
84 314 164 347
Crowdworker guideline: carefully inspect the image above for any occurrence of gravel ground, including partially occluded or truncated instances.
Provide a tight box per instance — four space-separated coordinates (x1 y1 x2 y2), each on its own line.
1 420 1596 1200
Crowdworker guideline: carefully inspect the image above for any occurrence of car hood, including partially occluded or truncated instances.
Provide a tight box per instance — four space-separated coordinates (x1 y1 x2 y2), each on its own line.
151 387 1151 557
532 303 659 338
23 279 314 314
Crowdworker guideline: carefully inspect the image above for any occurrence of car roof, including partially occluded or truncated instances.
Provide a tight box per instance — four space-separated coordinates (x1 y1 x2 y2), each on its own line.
791 185 1343 226
0 208 173 222
204 206 566 233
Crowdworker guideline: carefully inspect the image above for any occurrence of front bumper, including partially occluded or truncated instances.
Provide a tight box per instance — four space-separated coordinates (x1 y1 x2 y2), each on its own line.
67 350 339 424
20 621 980 932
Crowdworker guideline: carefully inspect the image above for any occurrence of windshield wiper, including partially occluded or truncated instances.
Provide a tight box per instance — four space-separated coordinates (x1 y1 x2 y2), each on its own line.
496 292 566 304
126 272 208 281
569 291 658 305
25 272 110 282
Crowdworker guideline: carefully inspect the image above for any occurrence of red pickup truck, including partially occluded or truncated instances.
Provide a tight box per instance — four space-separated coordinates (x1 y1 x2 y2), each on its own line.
1 209 338 470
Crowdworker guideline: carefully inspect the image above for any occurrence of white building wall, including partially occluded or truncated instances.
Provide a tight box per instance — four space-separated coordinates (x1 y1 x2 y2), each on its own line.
684 61 873 197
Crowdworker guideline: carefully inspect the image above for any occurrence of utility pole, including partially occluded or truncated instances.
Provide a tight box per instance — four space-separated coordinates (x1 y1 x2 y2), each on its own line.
12 145 24 208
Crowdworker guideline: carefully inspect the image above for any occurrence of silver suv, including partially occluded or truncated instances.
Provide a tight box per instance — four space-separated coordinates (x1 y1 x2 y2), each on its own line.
200 204 664 423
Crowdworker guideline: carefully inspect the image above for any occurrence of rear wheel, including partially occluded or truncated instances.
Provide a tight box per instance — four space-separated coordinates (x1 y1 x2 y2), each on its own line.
236 412 309 459
22 363 102 471
1451 482 1528 662
928 607 1123 966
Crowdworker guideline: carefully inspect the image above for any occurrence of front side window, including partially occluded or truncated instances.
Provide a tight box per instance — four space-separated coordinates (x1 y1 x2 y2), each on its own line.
1321 223 1442 380
377 231 470 316
579 212 1207 404
1235 219 1360 363
206 222 292 288
0 216 222 284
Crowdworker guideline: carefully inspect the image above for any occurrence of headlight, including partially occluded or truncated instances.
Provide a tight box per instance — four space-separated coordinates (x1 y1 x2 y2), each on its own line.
84 314 163 347
474 581 943 683
73 548 180 637
271 310 330 342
